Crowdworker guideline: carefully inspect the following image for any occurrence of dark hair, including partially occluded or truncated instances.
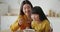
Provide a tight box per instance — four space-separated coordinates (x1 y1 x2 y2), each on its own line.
32 6 48 21
20 0 33 15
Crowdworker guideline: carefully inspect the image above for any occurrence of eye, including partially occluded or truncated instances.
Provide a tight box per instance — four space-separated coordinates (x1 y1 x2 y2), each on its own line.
23 7 26 10
27 6 30 9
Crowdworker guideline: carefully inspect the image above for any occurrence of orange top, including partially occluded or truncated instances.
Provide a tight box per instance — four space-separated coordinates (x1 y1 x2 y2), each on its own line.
10 15 32 31
19 15 31 30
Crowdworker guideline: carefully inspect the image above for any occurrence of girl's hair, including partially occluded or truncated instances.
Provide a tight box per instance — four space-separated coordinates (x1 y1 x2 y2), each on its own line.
32 6 48 21
20 0 33 15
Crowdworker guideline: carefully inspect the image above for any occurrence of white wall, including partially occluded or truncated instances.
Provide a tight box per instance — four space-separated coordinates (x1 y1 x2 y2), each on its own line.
0 3 8 16
4 0 20 15
47 17 60 32
29 0 60 15
0 0 19 9
0 0 60 15
0 0 20 15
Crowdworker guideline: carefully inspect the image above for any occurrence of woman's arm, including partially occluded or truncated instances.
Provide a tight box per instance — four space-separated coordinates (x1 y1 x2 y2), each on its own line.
10 16 21 32
10 20 20 32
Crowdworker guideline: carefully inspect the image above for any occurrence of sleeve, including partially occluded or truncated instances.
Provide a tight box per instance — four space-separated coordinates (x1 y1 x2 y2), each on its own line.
45 21 51 32
31 21 35 29
10 16 20 32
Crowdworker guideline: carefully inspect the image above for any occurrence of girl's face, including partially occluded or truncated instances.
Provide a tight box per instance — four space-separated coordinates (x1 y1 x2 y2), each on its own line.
23 4 32 16
31 14 40 21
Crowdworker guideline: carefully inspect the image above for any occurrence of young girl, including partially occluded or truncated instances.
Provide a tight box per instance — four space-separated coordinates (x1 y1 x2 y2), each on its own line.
31 6 51 32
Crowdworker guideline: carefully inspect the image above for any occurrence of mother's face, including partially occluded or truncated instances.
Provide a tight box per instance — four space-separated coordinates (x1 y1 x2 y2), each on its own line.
23 4 32 16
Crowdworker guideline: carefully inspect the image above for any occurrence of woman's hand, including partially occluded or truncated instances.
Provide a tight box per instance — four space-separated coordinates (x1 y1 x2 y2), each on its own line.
18 18 23 26
26 27 30 29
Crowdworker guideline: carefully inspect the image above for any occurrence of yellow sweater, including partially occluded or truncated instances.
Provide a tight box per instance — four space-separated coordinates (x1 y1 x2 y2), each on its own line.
31 20 50 32
10 15 31 32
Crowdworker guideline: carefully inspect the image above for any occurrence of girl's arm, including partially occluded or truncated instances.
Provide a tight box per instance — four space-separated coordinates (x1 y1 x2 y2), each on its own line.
31 21 35 29
45 21 51 32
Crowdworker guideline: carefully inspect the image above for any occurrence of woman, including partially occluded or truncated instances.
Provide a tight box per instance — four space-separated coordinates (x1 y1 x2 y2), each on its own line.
31 6 52 32
10 0 33 32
